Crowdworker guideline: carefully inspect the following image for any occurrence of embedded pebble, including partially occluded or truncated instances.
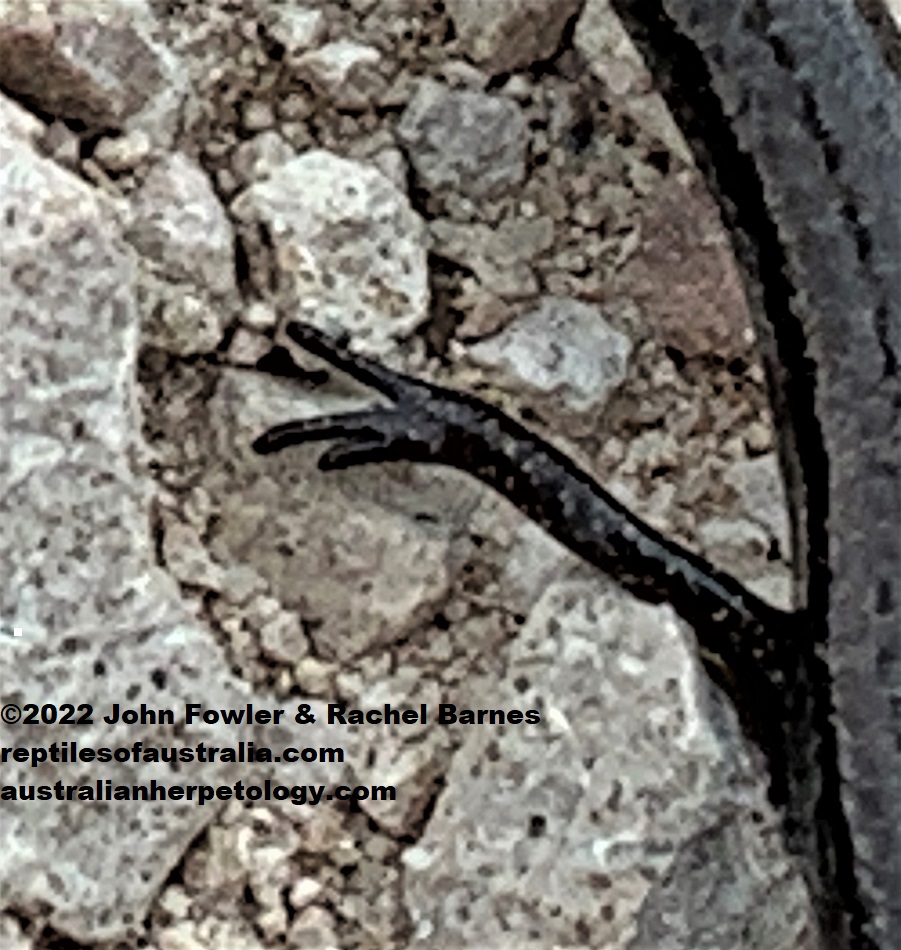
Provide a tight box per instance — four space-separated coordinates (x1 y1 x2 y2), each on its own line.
446 0 583 74
470 296 634 411
0 0 184 142
231 150 429 355
93 129 153 171
129 153 234 296
397 79 528 198
293 40 384 110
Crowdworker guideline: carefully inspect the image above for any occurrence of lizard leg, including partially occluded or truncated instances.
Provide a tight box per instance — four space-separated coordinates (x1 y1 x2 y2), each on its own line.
252 321 467 466
251 320 804 781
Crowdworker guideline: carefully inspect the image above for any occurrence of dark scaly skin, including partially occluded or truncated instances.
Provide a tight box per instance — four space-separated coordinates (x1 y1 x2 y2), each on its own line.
255 324 788 646
254 320 801 801
609 4 900 947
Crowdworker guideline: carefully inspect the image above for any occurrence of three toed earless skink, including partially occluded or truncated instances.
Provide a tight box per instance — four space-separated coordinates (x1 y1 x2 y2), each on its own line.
254 4 900 947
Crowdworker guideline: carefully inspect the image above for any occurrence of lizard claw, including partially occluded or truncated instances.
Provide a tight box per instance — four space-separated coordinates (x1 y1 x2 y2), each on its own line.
252 322 463 466
251 409 395 456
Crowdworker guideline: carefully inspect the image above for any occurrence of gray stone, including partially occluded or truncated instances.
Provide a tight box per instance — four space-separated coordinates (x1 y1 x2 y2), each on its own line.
239 300 279 332
231 149 429 356
0 113 346 942
447 0 582 75
230 131 295 186
258 611 308 665
160 516 225 590
499 518 575 606
156 916 271 950
402 579 815 949
223 328 270 369
0 0 184 143
574 0 692 164
288 906 340 949
129 153 234 297
0 914 30 950
93 129 154 172
469 296 633 411
266 4 326 55
126 153 236 354
241 99 275 133
146 292 228 356
293 40 384 110
630 816 816 949
723 455 792 560
397 80 528 198
0 92 44 145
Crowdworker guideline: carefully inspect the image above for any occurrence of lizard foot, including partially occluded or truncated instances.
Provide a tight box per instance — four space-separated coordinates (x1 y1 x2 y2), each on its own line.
251 322 474 469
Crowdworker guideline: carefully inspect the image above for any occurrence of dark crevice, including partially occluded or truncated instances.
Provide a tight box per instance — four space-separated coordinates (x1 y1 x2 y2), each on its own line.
149 497 166 569
0 84 56 126
485 71 512 92
35 930 95 950
422 251 475 360
395 774 446 844
525 11 582 82
255 22 286 62
77 130 111 161
874 304 898 378
609 3 873 947
567 116 596 153
232 232 253 297
215 320 240 355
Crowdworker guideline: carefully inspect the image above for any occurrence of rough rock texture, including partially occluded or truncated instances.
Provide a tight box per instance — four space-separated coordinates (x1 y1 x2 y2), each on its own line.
129 152 234 296
617 175 756 359
0 97 346 942
127 152 238 354
0 0 836 947
469 296 634 412
0 914 31 950
446 0 583 74
265 5 326 55
429 215 555 301
0 0 184 143
232 150 429 355
203 370 463 664
293 40 384 110
397 80 529 198
575 0 693 165
403 580 816 950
